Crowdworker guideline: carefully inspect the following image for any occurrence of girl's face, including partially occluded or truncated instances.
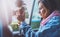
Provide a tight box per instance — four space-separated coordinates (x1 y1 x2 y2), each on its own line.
39 2 49 19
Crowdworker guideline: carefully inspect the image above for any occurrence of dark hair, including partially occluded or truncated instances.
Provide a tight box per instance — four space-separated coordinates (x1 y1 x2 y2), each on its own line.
39 0 60 13
54 0 60 10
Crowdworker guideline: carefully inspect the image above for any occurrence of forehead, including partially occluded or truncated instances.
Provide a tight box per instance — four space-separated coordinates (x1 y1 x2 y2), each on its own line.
39 2 44 8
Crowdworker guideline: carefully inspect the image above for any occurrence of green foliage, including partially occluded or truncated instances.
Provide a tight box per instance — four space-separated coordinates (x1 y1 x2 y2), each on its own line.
31 20 40 29
10 22 19 31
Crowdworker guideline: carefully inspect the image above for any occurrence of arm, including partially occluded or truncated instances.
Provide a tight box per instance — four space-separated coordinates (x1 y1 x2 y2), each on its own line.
19 21 41 37
19 21 35 37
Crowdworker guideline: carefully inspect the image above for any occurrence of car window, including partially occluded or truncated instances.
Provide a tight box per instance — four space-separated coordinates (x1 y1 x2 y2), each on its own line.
30 0 41 30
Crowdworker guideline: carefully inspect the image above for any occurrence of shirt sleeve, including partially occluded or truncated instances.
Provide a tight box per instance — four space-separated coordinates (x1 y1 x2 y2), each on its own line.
19 21 42 37
19 21 36 37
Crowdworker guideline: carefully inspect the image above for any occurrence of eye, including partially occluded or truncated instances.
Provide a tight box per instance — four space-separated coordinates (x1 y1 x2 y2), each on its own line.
39 7 43 13
39 7 42 10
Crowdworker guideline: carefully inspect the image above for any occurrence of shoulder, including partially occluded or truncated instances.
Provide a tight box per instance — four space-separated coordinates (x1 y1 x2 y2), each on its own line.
44 16 60 31
47 16 60 25
39 16 60 37
49 16 60 22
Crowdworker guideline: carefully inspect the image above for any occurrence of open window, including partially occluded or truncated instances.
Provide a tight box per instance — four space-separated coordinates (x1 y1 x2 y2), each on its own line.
30 0 41 30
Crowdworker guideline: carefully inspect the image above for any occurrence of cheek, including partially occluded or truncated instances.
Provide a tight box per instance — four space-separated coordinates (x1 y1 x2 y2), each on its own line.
40 9 46 17
40 9 45 15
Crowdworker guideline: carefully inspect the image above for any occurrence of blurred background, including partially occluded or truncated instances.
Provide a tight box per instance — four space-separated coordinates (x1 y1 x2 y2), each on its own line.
0 0 41 37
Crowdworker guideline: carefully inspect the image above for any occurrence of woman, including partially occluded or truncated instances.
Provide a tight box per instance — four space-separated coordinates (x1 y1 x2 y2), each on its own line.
17 0 60 37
